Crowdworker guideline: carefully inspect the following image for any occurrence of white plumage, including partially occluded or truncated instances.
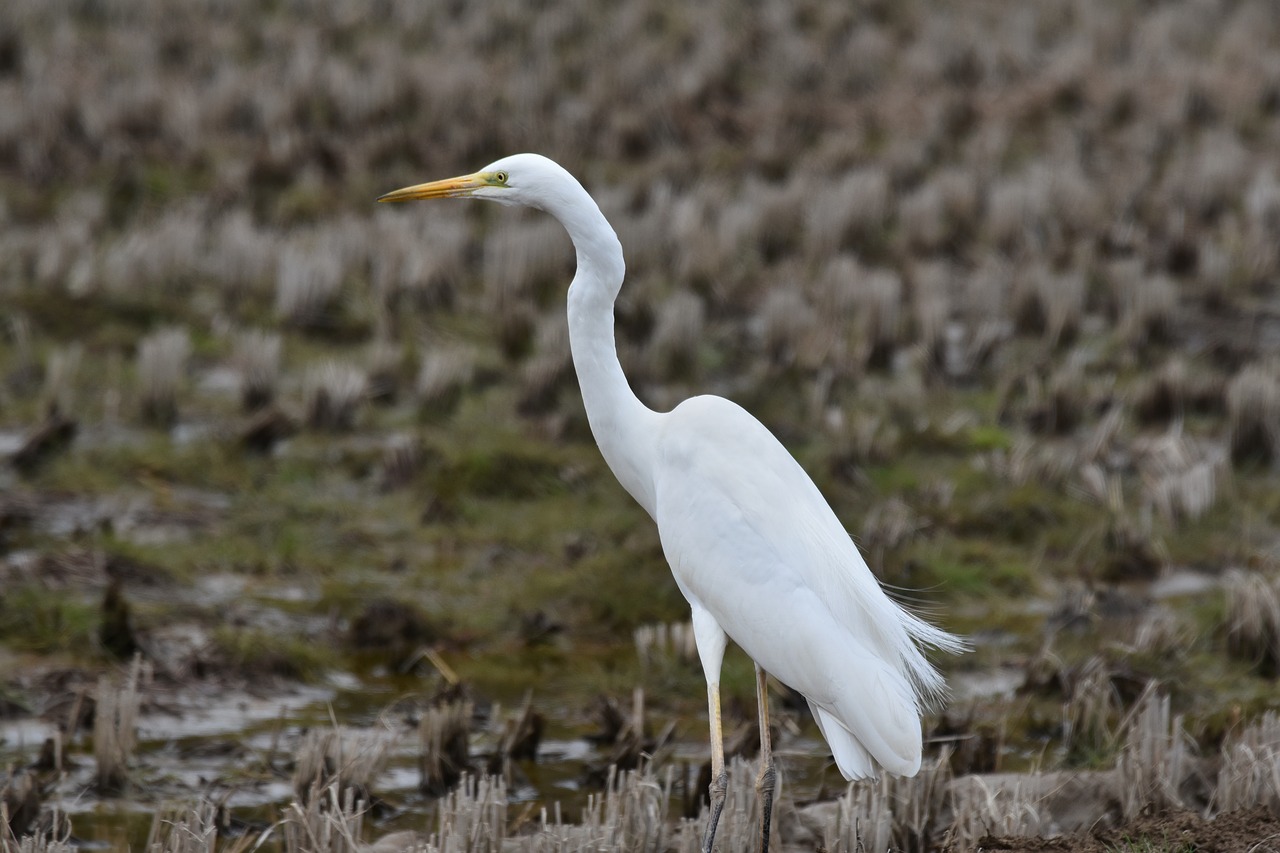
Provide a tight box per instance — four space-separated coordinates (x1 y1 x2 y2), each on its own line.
380 153 965 851
655 393 958 777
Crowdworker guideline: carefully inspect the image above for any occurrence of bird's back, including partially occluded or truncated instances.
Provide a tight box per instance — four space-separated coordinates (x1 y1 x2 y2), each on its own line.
651 394 961 778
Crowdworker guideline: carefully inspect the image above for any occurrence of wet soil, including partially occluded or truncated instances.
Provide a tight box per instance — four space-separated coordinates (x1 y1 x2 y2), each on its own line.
967 808 1280 853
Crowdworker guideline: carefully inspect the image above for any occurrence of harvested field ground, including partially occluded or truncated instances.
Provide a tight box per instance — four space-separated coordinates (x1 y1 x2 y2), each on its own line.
969 808 1280 853
2 0 1280 850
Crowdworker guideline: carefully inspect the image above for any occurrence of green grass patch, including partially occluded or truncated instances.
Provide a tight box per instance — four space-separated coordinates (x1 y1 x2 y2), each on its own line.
0 584 99 657
963 423 1014 452
210 626 330 681
903 537 1037 597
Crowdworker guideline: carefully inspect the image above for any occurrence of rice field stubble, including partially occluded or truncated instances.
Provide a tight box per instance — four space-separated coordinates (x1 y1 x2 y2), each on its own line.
2 0 1280 849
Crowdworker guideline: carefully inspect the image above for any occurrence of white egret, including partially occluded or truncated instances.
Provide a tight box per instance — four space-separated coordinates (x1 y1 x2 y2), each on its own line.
380 154 965 853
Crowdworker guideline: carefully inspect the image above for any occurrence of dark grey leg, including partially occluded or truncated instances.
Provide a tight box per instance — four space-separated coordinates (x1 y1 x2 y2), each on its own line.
754 664 777 853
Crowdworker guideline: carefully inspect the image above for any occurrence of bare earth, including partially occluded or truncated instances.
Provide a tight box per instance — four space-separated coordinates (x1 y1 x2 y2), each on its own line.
966 808 1280 853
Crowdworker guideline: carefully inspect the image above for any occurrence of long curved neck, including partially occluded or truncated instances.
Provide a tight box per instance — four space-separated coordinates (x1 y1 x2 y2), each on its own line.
554 184 659 518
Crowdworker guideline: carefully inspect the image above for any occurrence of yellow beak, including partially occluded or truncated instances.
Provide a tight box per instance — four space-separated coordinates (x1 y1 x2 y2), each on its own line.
377 173 486 203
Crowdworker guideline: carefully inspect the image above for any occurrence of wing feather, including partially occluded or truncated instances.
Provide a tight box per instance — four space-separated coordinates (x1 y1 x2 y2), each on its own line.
653 395 960 777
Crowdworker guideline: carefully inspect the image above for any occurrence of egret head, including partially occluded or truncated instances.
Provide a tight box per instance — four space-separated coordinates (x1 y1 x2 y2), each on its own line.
378 153 575 211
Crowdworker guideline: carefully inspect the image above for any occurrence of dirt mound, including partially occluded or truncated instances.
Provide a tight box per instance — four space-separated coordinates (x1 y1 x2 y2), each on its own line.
968 808 1280 853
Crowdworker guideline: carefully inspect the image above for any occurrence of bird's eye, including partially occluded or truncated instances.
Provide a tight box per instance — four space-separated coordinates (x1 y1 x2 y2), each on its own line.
494 171 508 184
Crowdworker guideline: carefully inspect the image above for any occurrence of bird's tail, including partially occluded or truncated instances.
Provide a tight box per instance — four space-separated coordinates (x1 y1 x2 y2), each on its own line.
898 607 970 711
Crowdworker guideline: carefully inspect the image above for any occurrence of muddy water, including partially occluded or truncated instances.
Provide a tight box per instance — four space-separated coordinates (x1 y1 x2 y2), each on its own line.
1 648 1031 850
1 564 1223 848
1 664 665 847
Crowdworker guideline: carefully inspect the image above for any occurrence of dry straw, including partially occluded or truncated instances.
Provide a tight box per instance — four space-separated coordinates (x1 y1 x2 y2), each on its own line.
1 808 72 853
1215 711 1280 815
292 727 395 805
420 700 474 795
675 758 775 853
633 620 698 666
136 327 191 426
1062 655 1120 754
303 361 368 431
945 774 1041 852
143 801 219 853
516 312 573 415
802 168 890 257
379 434 423 491
851 268 905 371
1129 608 1189 658
536 765 674 853
826 750 952 853
231 329 283 411
93 656 149 793
1117 686 1193 819
757 288 816 368
1222 568 1280 673
648 291 706 381
416 344 477 407
281 783 366 853
1226 363 1280 466
41 344 82 419
275 239 345 328
911 261 953 365
423 774 507 853
1134 428 1225 524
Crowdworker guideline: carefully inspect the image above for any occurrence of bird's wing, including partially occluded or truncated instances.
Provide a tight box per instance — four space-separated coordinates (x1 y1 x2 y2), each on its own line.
653 395 935 777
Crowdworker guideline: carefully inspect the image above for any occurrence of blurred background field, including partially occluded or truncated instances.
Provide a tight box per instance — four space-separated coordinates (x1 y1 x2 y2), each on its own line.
1 0 1279 849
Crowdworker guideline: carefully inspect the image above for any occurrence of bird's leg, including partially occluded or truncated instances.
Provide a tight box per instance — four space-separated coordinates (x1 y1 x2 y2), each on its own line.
701 681 729 853
754 663 777 853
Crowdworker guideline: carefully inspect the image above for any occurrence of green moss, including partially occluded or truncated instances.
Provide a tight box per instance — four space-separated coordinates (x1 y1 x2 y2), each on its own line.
273 180 333 225
30 436 251 495
1162 477 1279 569
210 627 330 681
10 290 188 349
1066 740 1122 770
439 447 567 500
903 537 1036 597
865 459 925 495
0 584 98 656
947 482 1063 545
565 550 686 631
964 424 1014 452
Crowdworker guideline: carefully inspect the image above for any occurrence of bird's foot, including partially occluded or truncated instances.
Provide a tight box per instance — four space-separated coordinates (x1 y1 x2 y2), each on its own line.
701 767 729 853
755 759 777 853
